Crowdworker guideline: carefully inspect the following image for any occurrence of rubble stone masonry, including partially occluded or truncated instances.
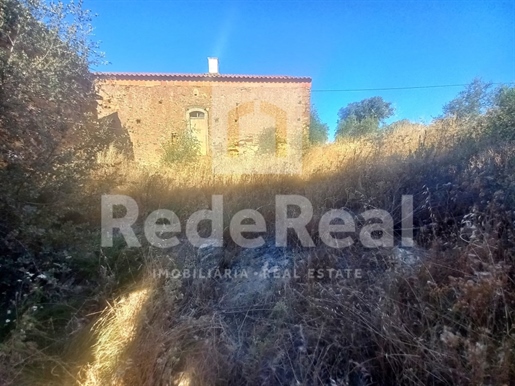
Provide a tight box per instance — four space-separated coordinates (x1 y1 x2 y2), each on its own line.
95 72 311 165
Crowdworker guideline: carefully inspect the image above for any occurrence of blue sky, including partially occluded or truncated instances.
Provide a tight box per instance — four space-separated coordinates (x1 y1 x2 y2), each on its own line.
87 0 515 140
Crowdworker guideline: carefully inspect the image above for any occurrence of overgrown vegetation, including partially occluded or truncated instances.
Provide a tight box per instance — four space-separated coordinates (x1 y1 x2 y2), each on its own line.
257 126 278 154
162 128 201 165
55 87 513 385
1 1 514 385
336 96 394 139
0 1 142 383
309 108 329 145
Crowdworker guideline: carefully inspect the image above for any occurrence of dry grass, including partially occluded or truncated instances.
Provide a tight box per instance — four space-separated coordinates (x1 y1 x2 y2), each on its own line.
72 119 514 385
77 286 152 385
3 118 513 385
80 121 515 385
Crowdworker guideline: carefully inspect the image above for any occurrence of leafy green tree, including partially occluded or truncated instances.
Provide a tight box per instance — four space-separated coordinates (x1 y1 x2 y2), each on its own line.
440 80 515 141
336 96 394 139
0 0 110 353
0 0 104 166
337 115 381 138
309 108 328 145
483 86 515 141
495 86 515 118
337 96 394 123
442 78 494 121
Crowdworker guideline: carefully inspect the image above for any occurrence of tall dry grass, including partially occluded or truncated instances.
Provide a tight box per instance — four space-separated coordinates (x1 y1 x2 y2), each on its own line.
6 118 513 385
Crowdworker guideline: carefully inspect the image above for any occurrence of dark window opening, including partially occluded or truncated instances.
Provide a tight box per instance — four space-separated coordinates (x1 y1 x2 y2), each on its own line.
171 132 178 143
189 111 205 118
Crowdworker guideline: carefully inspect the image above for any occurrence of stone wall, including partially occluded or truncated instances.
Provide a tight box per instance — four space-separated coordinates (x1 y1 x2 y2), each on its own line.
95 75 311 166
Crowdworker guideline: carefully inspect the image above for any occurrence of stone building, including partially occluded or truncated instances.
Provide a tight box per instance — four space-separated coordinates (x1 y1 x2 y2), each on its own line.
95 58 311 171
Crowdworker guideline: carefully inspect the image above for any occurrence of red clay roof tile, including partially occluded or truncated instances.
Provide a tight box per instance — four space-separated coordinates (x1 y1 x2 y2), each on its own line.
93 72 311 83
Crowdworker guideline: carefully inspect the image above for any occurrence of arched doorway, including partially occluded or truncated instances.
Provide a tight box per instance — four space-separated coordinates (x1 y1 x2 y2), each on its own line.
187 108 209 155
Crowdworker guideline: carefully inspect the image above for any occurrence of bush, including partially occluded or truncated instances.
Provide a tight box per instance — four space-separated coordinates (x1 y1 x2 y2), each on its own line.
309 109 329 145
336 115 381 139
257 126 277 154
336 96 394 139
162 129 201 165
0 0 106 326
0 1 141 383
483 86 515 142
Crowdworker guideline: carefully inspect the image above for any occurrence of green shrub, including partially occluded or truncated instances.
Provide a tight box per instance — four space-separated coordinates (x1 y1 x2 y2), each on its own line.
308 108 328 145
336 115 381 139
483 86 515 142
162 129 201 165
336 96 394 139
0 2 145 383
257 126 277 154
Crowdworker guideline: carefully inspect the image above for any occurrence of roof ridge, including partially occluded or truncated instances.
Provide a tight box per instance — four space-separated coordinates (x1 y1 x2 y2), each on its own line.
93 71 311 82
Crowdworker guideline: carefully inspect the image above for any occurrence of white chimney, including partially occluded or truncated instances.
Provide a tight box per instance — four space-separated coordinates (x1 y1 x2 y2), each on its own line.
208 57 219 74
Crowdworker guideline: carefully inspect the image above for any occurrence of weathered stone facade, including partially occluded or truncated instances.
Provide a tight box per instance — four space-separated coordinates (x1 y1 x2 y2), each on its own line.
95 64 311 167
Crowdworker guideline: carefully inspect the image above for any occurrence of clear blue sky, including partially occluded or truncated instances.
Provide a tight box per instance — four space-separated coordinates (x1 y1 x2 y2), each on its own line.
86 0 515 140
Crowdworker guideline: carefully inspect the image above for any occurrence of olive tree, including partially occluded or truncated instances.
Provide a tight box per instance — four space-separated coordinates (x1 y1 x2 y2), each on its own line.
336 96 394 139
0 0 110 350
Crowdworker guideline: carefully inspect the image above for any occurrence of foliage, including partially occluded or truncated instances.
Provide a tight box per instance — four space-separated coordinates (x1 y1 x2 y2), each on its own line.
257 126 277 154
482 85 515 141
385 118 416 131
0 0 106 161
0 2 131 383
0 7 514 384
162 128 201 165
336 96 394 139
12 86 510 384
74 125 515 385
442 78 495 121
337 96 394 123
308 108 328 145
336 115 380 138
439 81 515 143
70 80 515 385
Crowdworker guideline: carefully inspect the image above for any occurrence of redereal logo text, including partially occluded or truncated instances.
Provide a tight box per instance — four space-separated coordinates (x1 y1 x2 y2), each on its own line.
101 194 414 249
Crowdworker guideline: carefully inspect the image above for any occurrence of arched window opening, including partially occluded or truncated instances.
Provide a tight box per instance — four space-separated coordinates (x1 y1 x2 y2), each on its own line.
189 111 205 119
